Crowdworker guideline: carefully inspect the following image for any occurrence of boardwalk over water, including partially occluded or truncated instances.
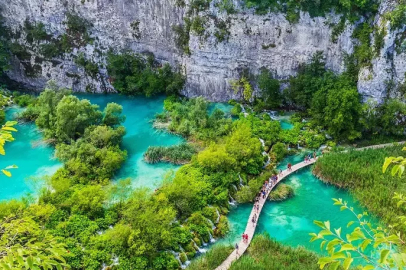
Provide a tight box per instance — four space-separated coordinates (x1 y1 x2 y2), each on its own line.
215 141 406 270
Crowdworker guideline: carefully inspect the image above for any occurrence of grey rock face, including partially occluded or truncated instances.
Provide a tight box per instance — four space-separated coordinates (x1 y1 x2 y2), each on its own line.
1 0 405 102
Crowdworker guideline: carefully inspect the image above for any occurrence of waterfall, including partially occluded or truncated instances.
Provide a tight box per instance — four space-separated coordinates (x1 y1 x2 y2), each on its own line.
174 247 191 269
101 256 119 270
238 174 244 187
297 143 303 150
259 138 265 148
192 239 207 253
215 208 220 224
206 218 216 230
232 184 238 191
266 110 278 120
209 232 216 243
228 195 237 206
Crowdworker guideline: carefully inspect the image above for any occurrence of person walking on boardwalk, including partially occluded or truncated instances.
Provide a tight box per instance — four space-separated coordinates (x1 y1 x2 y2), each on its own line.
279 169 283 177
313 151 317 160
235 243 239 255
288 163 292 171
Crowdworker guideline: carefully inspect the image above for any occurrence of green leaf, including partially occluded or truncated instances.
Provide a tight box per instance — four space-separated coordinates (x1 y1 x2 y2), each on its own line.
339 243 354 252
383 157 394 173
314 220 325 229
362 265 375 270
343 257 353 270
379 249 390 264
347 221 354 228
324 221 330 230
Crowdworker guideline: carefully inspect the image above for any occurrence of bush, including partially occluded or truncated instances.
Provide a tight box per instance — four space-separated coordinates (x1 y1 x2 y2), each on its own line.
144 143 197 164
268 184 294 201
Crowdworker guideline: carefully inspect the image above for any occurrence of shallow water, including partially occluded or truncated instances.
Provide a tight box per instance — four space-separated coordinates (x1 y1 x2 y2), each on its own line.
0 107 62 200
0 95 185 200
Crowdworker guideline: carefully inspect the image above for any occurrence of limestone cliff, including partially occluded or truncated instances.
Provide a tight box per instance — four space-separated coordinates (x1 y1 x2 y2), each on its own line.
1 0 405 102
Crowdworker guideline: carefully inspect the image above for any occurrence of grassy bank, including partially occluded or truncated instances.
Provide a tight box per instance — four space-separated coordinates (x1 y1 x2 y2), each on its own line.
229 234 320 270
313 145 406 234
269 184 294 201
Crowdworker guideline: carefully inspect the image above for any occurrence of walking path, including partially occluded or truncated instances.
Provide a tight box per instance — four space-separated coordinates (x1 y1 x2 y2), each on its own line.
215 141 406 270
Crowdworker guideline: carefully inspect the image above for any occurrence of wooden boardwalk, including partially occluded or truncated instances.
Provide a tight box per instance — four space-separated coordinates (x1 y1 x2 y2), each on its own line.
215 158 317 270
215 141 406 270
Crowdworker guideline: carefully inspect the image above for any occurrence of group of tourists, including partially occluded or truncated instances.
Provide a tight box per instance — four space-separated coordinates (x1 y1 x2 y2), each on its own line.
304 151 318 163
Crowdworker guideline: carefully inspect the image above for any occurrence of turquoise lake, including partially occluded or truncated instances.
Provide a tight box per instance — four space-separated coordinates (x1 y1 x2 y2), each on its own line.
0 95 184 200
0 107 62 200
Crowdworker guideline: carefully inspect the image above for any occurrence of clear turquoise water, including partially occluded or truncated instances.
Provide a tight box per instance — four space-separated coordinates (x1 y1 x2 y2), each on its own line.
76 94 184 189
0 107 62 200
216 153 377 258
280 119 294 130
0 95 184 200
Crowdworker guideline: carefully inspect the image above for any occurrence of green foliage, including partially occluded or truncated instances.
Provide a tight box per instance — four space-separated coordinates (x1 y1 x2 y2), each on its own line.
285 52 363 141
360 98 406 137
352 23 373 68
257 68 281 109
268 183 294 201
230 234 320 270
144 143 197 164
386 2 406 30
24 20 49 44
374 26 386 56
214 18 231 43
172 19 191 55
216 0 236 14
271 142 287 162
157 96 232 141
243 0 378 24
107 51 185 96
187 244 233 269
313 146 406 235
310 198 406 270
0 216 69 269
231 76 253 102
74 53 99 78
190 16 207 37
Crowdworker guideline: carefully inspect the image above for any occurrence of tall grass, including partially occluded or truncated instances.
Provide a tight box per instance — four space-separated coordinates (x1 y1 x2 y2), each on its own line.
230 234 320 270
187 244 233 270
313 145 406 234
144 143 196 165
269 184 294 201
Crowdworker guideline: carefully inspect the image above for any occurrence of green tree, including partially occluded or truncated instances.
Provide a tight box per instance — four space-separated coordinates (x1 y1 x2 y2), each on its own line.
0 216 69 269
102 102 126 127
257 68 281 108
55 95 102 142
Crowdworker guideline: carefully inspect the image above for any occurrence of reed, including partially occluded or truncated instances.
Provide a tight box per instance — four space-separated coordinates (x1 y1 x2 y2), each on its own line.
313 145 406 234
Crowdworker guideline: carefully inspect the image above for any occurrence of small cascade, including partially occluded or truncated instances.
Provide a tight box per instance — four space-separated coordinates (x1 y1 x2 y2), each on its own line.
209 232 216 243
297 143 303 150
238 174 244 187
266 110 278 120
102 256 119 270
232 184 238 191
192 239 207 253
228 195 237 206
176 246 190 269
206 218 216 230
215 208 220 224
259 138 265 148
240 104 249 117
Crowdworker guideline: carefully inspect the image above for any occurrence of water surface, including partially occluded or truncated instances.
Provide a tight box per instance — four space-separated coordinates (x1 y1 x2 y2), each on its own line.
0 107 62 200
